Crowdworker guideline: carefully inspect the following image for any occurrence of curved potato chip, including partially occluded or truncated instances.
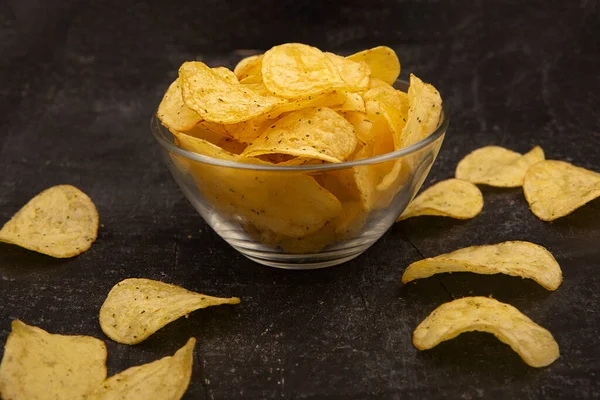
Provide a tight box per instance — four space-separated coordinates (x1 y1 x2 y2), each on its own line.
325 52 370 91
261 43 345 99
399 74 442 149
342 111 373 144
403 241 562 290
456 146 545 187
413 296 560 367
398 179 483 221
347 46 400 85
211 66 239 84
234 54 263 83
99 278 240 345
179 61 284 124
88 338 195 400
0 320 107 400
0 185 99 258
157 79 201 132
333 91 366 113
242 107 357 163
523 160 600 221
364 79 409 149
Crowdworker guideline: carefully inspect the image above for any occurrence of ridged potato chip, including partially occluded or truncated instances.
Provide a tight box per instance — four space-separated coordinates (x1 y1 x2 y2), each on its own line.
523 160 600 221
0 320 107 400
456 146 545 187
413 297 560 367
99 278 239 345
157 79 202 131
88 338 195 400
242 107 357 163
347 46 400 85
234 54 263 83
398 179 483 221
403 241 562 290
0 185 99 258
261 43 346 99
325 52 370 91
179 61 285 124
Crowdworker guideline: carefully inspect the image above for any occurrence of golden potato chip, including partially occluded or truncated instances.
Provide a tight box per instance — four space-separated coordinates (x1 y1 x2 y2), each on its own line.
333 91 366 113
363 79 409 148
523 160 600 221
261 43 346 99
347 46 400 85
403 241 562 290
0 185 99 258
157 79 202 132
342 111 373 144
325 52 370 91
234 54 263 83
88 338 195 400
398 179 483 221
242 107 357 163
399 74 442 149
211 66 239 84
99 278 240 345
413 296 560 367
179 61 285 124
0 320 107 400
456 146 545 187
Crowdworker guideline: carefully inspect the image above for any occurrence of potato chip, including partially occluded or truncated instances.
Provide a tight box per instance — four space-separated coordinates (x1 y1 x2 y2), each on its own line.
0 320 107 400
157 79 202 131
179 61 285 124
413 296 560 367
333 91 366 113
456 146 545 187
403 241 562 290
363 79 409 149
325 52 370 91
242 107 357 163
0 185 99 258
342 111 373 144
347 46 400 85
523 160 600 221
211 66 239 84
398 179 483 221
99 278 240 345
234 54 263 83
261 43 346 99
88 338 195 400
399 74 443 149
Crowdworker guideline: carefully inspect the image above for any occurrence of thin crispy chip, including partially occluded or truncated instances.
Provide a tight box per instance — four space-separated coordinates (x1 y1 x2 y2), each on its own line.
398 179 483 221
333 91 366 113
179 61 285 124
234 54 263 83
363 79 409 148
325 52 370 91
413 296 560 367
342 111 373 144
0 320 107 400
261 43 346 99
157 79 201 131
242 107 357 163
399 74 442 149
88 338 195 400
99 278 240 345
523 160 600 221
456 146 545 187
0 185 99 258
403 241 562 290
211 66 239 84
347 46 400 85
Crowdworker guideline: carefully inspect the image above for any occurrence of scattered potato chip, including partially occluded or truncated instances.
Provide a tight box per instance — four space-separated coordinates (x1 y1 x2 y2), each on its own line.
261 43 346 98
398 179 483 221
347 46 400 85
456 146 545 187
88 338 195 400
179 61 285 124
99 278 240 345
234 54 263 83
403 241 562 290
413 297 560 367
523 160 600 221
0 185 99 258
157 79 201 131
325 52 370 91
0 320 107 400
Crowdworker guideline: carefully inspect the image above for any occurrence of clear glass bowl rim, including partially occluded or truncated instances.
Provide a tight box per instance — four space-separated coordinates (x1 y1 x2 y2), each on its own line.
151 79 449 172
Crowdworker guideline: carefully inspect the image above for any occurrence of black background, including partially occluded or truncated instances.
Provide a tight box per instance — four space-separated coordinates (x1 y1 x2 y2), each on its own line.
1 0 599 398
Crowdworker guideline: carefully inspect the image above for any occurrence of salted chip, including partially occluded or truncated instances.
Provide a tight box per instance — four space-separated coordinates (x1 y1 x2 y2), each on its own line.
523 160 600 221
0 320 107 400
413 296 560 367
342 111 373 143
0 185 99 258
234 54 263 83
157 79 202 132
398 179 483 221
88 338 195 400
399 74 442 149
403 241 562 290
242 107 357 163
179 61 284 124
325 52 370 91
364 79 409 149
261 43 346 99
99 278 240 345
211 66 239 84
347 46 400 85
456 146 545 187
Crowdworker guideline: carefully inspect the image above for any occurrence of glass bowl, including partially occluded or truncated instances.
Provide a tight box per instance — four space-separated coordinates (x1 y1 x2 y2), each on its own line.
151 80 448 269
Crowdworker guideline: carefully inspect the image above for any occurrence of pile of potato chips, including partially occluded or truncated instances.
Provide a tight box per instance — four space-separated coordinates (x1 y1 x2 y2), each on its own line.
157 43 444 252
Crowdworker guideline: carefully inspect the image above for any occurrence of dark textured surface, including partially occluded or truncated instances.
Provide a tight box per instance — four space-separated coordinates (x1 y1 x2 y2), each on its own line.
1 0 600 398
